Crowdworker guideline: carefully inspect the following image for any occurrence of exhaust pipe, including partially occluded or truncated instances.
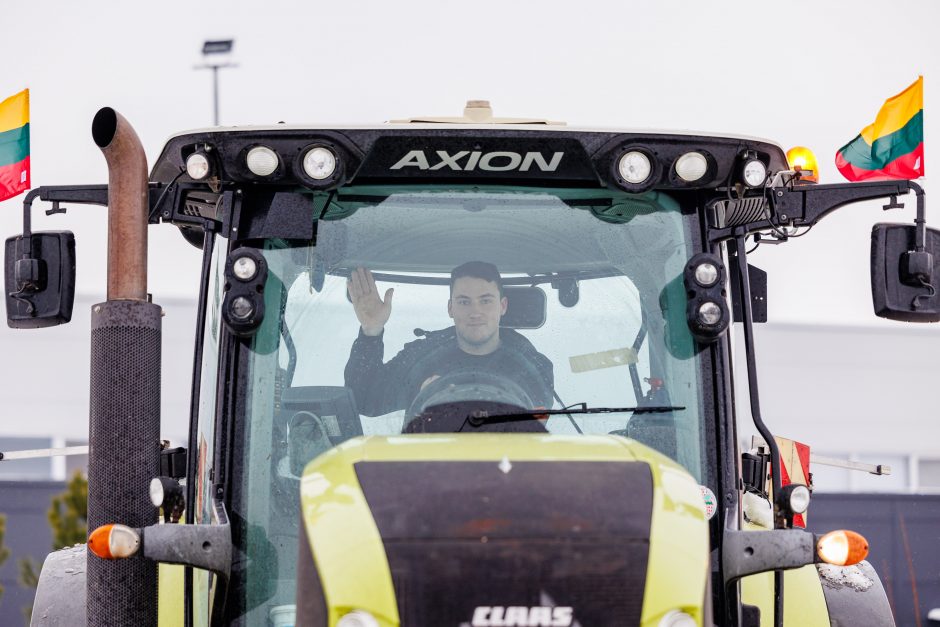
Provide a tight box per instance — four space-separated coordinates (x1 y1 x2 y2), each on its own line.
91 108 149 301
86 108 160 627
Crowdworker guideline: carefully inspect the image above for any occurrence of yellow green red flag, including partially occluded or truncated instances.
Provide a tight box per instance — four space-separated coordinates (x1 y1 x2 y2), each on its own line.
836 77 924 181
0 88 30 201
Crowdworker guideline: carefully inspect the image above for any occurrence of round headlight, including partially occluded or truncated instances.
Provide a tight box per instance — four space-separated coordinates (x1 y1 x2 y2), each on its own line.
675 151 708 182
694 262 719 287
303 146 337 180
246 146 279 176
230 296 255 321
698 301 722 326
149 477 165 507
742 159 768 187
232 256 258 281
336 611 380 627
185 153 211 180
618 150 652 185
788 484 811 514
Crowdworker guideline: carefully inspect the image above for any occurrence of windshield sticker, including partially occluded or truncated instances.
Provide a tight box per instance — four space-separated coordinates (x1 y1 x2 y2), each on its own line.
700 485 718 520
568 347 638 373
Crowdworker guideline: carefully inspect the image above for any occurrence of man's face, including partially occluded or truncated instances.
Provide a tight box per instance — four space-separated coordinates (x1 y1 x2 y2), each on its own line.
448 276 507 350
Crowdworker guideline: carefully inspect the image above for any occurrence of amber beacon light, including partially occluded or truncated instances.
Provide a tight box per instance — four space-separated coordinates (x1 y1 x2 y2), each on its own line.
786 146 819 182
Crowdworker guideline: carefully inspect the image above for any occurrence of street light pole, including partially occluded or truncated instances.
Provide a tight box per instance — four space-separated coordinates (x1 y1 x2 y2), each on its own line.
194 39 236 126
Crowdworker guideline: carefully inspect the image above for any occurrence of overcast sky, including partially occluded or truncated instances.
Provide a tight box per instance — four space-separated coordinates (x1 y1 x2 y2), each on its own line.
1 0 938 328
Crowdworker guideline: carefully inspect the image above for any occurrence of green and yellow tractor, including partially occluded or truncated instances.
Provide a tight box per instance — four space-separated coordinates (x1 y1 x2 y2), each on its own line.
6 101 936 626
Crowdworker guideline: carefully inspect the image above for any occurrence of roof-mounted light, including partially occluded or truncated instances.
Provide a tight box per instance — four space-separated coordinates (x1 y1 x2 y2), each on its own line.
246 146 279 176
303 146 337 180
675 151 708 182
786 146 819 183
185 152 212 180
742 158 768 188
618 150 652 185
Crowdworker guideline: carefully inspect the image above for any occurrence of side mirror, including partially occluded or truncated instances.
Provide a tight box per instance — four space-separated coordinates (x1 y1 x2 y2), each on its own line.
871 223 940 322
4 231 76 328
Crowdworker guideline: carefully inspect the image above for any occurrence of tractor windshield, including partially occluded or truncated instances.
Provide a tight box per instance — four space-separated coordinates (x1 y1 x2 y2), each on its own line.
228 185 708 623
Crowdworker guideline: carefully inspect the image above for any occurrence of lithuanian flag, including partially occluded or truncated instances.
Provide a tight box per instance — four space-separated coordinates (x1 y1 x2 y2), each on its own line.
836 76 924 181
0 89 30 202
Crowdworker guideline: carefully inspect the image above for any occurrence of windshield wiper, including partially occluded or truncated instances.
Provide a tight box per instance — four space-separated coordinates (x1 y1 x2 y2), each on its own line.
462 403 685 428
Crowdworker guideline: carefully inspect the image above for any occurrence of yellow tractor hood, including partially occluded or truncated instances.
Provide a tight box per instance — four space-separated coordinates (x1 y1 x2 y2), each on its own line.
298 434 708 626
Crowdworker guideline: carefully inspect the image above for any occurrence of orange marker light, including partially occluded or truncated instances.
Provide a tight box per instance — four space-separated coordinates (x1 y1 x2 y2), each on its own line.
786 146 819 182
88 524 141 559
816 530 869 566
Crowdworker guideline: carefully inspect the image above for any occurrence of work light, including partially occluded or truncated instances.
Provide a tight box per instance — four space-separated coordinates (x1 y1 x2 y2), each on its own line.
684 252 730 342
222 248 268 336
303 146 337 180
693 262 719 287
230 296 254 321
185 152 212 180
246 146 279 176
742 158 768 188
675 151 708 182
697 301 722 326
787 484 811 515
232 255 258 281
618 150 652 185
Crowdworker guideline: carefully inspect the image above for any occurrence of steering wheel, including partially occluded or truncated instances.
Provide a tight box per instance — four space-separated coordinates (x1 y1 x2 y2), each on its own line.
403 368 547 433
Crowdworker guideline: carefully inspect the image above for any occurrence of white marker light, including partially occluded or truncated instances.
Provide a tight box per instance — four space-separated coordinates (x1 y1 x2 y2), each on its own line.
230 296 254 321
108 525 140 558
336 610 380 627
303 146 337 180
233 256 258 281
742 159 768 187
88 524 141 559
618 150 652 185
185 153 211 180
694 262 719 287
246 146 279 176
698 301 722 325
675 152 708 182
149 477 165 507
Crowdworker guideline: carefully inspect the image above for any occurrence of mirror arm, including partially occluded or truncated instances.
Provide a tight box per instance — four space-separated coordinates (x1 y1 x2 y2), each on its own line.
909 181 927 252
722 529 817 585
139 498 231 582
783 180 915 228
708 180 924 243
19 183 172 241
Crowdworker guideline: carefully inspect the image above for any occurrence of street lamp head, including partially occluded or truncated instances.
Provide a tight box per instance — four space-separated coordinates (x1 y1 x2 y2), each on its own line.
202 39 234 55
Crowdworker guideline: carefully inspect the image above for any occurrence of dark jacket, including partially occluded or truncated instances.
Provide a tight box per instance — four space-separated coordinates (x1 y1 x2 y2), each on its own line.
344 326 554 416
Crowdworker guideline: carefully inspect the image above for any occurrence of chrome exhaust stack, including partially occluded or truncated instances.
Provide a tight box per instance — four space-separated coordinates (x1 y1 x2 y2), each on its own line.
86 107 160 627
